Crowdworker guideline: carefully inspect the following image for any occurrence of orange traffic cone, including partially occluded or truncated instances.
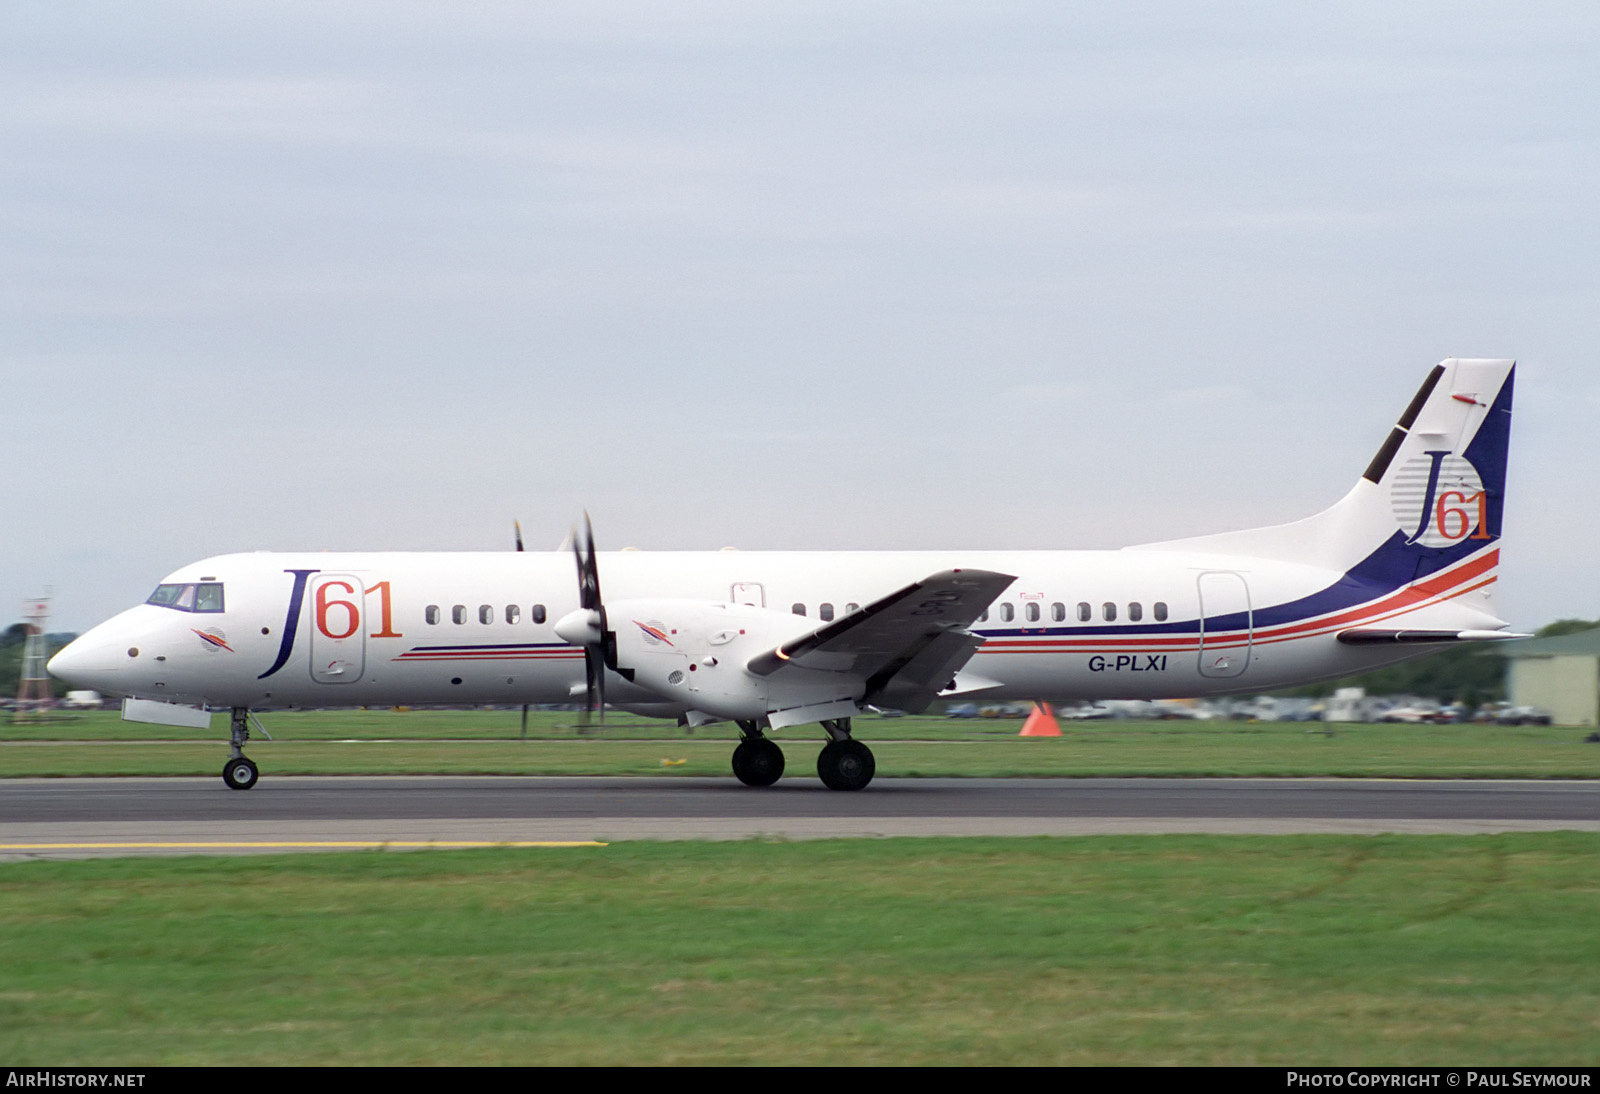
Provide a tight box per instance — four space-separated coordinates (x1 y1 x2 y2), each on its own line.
1018 702 1061 737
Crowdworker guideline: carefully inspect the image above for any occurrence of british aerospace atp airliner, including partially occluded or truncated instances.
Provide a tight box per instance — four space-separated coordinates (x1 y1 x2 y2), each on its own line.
48 358 1518 791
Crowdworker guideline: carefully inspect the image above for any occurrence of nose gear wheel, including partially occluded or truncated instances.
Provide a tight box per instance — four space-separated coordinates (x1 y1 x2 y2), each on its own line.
222 755 258 790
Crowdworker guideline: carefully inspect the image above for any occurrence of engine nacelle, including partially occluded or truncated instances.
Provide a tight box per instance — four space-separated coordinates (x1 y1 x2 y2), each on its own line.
605 599 860 724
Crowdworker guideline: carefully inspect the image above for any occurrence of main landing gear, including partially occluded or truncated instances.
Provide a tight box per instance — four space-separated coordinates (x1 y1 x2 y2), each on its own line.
817 718 875 792
731 722 785 787
728 717 876 791
222 707 259 790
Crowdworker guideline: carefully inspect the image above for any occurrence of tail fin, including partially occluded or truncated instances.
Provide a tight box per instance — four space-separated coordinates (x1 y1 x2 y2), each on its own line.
1135 358 1514 618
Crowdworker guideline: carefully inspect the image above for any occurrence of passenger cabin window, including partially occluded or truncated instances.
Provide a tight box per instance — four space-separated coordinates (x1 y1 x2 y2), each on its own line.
425 605 440 625
819 602 834 622
1025 602 1040 622
845 602 860 613
1154 602 1169 622
1051 602 1065 622
1102 602 1117 622
792 603 806 616
978 608 989 622
452 605 466 625
506 605 520 624
479 604 493 625
531 604 547 624
999 603 1015 622
1077 602 1091 622
1128 602 1143 622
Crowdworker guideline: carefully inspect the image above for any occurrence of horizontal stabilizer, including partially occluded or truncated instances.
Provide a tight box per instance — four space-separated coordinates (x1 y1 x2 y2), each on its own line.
1336 628 1529 645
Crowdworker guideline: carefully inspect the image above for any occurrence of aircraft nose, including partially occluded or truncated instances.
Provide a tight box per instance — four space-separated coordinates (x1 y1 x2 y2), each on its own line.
47 632 128 691
47 636 91 686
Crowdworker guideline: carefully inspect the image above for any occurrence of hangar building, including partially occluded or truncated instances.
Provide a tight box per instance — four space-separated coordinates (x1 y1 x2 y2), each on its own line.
1499 627 1600 727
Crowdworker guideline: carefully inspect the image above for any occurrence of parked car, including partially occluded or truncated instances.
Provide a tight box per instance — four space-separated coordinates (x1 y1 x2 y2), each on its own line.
1495 705 1552 726
1059 703 1114 720
1378 706 1434 724
1474 702 1553 726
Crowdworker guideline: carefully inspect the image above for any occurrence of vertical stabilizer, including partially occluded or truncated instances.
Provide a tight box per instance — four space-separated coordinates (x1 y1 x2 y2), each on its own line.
1133 359 1514 617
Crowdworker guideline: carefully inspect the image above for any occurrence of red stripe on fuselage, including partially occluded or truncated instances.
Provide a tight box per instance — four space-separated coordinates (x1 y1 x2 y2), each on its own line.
976 548 1498 655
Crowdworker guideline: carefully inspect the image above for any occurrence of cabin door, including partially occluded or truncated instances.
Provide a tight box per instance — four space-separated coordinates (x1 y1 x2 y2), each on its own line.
1197 571 1252 679
308 574 367 684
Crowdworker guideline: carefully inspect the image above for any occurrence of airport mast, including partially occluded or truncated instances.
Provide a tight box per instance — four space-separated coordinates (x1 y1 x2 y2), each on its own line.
14 595 52 722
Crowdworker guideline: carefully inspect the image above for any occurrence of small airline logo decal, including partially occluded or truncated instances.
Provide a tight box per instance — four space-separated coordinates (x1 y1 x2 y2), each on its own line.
1389 450 1490 548
635 621 673 646
193 628 233 653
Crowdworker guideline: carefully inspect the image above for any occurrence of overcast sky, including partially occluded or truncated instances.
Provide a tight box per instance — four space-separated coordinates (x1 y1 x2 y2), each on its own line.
5 2 1598 634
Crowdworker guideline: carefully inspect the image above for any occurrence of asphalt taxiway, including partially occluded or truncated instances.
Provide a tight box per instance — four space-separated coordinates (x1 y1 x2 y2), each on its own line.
2 776 1596 857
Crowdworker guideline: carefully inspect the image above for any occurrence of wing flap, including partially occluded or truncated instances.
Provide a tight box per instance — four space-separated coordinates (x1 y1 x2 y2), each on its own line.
865 628 987 714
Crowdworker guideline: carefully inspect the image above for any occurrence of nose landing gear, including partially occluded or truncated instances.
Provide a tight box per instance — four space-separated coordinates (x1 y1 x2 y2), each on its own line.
222 707 259 790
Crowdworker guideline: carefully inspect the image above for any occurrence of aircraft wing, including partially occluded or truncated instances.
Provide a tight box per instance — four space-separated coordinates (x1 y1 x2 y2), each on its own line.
746 568 1015 713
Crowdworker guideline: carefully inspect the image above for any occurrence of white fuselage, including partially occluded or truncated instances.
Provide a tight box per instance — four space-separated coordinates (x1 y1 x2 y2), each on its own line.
50 543 1500 715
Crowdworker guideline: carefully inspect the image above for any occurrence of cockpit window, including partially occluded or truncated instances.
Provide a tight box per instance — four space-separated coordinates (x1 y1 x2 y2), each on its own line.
147 584 186 607
146 582 225 613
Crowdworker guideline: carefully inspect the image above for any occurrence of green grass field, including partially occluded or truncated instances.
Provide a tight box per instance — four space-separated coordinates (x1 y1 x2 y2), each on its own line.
3 709 1597 779
6 710 1596 1065
2 835 1597 1065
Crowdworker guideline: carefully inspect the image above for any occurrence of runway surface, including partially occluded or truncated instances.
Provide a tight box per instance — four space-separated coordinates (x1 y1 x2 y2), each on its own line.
3 776 1596 857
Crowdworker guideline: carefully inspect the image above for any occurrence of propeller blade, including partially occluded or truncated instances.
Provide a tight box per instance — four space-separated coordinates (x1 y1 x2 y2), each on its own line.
571 514 608 725
583 647 607 726
577 512 601 610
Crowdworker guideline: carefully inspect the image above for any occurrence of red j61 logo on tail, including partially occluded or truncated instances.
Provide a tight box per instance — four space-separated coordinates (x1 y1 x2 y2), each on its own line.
1390 450 1491 547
